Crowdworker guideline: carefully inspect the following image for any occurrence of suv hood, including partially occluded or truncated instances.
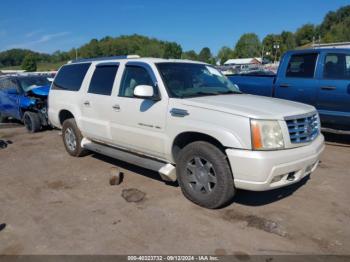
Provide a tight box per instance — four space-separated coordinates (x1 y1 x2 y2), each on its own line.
180 94 315 120
28 85 50 97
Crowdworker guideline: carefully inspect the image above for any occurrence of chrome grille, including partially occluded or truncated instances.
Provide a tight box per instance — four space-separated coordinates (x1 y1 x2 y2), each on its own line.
286 113 319 144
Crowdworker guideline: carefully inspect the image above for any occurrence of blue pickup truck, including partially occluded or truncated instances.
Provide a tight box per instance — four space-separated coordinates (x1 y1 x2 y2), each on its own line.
229 49 350 134
0 75 51 132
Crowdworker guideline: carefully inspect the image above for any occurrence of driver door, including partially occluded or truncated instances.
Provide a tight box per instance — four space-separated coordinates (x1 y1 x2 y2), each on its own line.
109 62 168 158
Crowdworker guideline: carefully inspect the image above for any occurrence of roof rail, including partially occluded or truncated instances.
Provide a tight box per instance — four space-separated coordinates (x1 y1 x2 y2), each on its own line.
70 55 140 64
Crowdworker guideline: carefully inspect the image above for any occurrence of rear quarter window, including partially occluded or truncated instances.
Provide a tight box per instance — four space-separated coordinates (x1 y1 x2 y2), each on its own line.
52 63 91 91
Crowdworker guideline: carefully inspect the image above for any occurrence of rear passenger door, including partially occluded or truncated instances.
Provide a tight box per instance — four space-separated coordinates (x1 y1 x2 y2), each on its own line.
317 52 350 128
80 62 119 142
275 52 319 106
110 62 167 158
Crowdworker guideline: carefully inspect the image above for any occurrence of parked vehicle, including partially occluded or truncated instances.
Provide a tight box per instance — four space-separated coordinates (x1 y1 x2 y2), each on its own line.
49 56 324 208
0 75 51 132
228 49 350 134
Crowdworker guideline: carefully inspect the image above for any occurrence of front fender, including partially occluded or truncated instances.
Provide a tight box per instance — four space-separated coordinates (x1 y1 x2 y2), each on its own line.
165 108 252 161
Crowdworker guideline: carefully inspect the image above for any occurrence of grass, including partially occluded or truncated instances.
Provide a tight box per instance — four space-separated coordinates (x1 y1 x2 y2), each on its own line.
0 61 65 72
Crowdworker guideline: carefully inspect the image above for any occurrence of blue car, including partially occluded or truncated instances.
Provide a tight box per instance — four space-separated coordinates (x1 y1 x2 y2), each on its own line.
228 49 350 134
0 75 51 132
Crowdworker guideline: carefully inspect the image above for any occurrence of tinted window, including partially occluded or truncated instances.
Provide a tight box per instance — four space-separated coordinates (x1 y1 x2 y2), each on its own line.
53 63 91 91
18 76 50 92
119 66 154 97
286 53 318 78
157 63 240 98
88 65 118 95
323 53 350 80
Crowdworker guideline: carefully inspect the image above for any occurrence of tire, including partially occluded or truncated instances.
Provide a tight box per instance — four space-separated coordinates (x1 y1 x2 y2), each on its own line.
62 118 87 157
176 141 235 209
23 111 41 133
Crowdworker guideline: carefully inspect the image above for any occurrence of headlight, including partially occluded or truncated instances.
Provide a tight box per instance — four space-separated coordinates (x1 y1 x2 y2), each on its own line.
251 119 284 150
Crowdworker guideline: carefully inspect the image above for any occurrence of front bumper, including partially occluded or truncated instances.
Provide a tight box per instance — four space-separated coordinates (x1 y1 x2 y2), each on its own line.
226 134 325 191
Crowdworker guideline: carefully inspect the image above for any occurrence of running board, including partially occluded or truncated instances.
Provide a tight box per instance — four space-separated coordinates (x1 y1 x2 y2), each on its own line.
81 138 177 182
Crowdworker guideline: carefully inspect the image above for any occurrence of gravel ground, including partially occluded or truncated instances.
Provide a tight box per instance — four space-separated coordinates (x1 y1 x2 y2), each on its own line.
0 126 349 255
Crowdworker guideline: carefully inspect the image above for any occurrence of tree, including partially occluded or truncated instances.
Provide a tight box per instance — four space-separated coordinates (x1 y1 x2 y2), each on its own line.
234 33 261 58
163 42 182 59
295 24 316 46
217 46 234 65
280 31 296 51
181 50 198 60
198 47 213 63
21 54 37 72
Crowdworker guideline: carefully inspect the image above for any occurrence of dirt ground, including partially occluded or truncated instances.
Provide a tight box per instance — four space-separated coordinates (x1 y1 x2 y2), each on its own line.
0 125 349 255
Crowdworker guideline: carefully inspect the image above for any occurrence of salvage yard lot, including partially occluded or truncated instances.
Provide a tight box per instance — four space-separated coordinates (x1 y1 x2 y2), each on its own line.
0 126 349 255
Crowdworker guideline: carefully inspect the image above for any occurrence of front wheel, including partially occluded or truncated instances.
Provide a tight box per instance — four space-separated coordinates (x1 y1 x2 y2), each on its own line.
176 141 236 209
62 118 88 157
23 111 41 133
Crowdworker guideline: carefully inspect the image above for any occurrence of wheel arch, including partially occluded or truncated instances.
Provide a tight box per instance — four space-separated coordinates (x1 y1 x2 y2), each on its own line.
172 131 227 162
59 109 75 125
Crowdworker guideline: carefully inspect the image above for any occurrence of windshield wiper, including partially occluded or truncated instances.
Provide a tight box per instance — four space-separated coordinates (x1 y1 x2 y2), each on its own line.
217 90 242 95
181 92 221 98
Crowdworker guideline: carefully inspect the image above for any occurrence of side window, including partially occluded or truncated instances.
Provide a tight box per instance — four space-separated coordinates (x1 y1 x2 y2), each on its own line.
323 53 350 80
52 63 91 91
286 53 318 78
119 66 154 98
88 65 119 96
0 80 4 89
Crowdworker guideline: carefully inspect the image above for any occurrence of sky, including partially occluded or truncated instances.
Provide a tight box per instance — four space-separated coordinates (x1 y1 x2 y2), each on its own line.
0 0 349 55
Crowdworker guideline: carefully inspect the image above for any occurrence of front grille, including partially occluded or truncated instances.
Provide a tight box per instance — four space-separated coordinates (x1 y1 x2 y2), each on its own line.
286 113 319 144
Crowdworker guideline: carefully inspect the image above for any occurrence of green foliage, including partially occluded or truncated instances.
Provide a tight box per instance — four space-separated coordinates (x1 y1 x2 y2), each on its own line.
234 33 262 58
320 6 350 43
181 50 198 60
217 46 234 65
163 42 182 59
21 54 37 72
295 23 317 46
0 49 49 68
198 47 214 64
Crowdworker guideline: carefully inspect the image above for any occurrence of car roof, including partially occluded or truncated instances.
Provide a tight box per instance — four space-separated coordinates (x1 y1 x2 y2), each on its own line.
285 48 350 55
69 56 207 66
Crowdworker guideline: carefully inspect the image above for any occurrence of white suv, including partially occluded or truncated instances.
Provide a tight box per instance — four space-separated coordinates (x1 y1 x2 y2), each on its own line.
48 56 324 208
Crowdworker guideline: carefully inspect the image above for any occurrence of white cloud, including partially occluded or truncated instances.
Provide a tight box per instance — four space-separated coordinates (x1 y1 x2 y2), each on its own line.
25 30 43 38
7 32 70 49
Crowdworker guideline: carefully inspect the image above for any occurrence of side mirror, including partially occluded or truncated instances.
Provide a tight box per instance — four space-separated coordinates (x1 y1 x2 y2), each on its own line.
133 85 156 99
6 88 18 95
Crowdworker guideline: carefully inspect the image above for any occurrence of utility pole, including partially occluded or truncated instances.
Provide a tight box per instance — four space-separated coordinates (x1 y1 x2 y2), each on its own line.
273 42 280 64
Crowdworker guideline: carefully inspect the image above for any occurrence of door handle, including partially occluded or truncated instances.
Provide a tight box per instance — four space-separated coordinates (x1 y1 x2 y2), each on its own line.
321 86 336 91
279 83 290 88
112 104 120 111
83 101 90 106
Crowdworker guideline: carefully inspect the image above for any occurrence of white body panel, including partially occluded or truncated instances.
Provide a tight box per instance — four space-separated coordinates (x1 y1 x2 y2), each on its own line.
48 57 324 191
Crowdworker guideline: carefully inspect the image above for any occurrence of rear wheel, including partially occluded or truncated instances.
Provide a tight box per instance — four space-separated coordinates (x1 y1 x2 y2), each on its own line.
62 118 87 157
176 141 236 209
23 112 41 133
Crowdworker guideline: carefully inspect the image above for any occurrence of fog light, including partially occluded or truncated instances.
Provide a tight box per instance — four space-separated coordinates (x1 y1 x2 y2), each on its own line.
287 172 296 181
271 174 284 183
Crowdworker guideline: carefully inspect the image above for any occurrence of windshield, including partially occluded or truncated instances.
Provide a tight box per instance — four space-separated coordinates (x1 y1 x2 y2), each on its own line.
18 76 51 92
156 63 241 98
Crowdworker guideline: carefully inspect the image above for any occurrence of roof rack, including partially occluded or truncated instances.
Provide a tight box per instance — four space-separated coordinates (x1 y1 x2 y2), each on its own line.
70 55 140 64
